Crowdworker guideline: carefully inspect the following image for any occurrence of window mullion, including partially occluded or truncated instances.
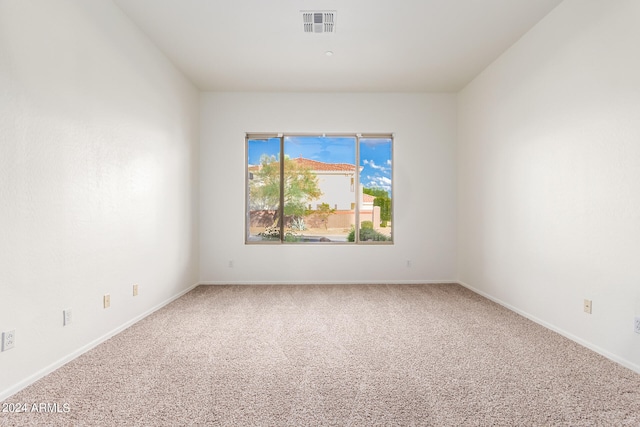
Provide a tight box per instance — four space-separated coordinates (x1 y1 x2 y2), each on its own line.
355 135 360 243
279 135 285 243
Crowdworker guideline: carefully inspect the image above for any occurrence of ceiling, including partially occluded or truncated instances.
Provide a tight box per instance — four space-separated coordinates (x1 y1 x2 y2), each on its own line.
113 0 563 92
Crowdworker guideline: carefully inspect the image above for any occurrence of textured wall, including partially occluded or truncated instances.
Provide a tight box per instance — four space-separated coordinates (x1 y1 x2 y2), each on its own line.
200 93 457 284
0 0 199 399
458 0 640 372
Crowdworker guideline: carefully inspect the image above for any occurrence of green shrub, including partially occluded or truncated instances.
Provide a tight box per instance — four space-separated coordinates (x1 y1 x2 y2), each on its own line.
361 221 373 229
258 226 301 242
258 226 281 240
289 217 306 231
347 226 389 242
360 228 389 241
284 232 300 242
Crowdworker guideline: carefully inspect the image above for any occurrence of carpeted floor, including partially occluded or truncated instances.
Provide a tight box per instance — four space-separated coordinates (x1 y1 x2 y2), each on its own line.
1 284 640 426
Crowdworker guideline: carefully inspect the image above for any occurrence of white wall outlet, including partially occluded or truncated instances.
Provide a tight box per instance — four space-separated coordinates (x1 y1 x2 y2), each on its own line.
634 316 640 334
104 294 111 309
583 299 592 314
406 260 412 268
228 260 234 268
63 309 72 326
133 284 139 296
2 330 15 351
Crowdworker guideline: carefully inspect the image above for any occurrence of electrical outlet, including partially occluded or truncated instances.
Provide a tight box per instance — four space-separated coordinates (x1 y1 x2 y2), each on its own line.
634 316 640 334
406 260 412 268
2 330 15 351
63 309 72 326
104 294 111 309
133 284 139 297
228 260 234 268
583 299 592 314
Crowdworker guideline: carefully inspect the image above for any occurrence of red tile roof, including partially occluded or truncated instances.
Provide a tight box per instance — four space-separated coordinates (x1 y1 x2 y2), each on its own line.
249 157 357 172
292 157 356 172
363 193 376 202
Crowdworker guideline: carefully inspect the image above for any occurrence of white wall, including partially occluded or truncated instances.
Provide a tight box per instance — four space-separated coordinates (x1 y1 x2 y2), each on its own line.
458 0 640 372
0 1 200 399
200 93 457 284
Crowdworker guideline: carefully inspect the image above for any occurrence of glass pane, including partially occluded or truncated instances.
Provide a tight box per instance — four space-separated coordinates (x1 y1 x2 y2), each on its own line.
247 137 281 242
359 137 393 243
283 136 357 243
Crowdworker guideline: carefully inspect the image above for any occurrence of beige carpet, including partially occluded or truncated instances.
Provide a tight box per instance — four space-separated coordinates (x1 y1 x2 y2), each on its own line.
1 284 639 426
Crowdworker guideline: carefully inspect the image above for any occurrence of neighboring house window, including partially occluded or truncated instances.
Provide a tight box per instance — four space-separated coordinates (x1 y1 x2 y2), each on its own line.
246 134 393 244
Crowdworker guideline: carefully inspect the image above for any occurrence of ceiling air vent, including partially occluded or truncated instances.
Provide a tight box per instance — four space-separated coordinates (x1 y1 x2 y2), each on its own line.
302 11 336 33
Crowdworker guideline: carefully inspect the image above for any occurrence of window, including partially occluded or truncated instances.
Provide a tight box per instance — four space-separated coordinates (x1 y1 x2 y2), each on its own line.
246 134 393 244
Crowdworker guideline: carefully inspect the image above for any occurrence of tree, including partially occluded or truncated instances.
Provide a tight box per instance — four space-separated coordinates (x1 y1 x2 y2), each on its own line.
314 202 336 229
249 155 322 228
362 188 388 199
363 187 391 223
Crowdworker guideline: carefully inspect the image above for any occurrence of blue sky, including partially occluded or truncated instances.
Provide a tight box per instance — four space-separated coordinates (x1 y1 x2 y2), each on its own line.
248 135 392 195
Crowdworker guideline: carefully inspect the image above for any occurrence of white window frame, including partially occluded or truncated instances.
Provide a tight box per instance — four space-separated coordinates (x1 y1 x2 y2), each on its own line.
245 133 393 244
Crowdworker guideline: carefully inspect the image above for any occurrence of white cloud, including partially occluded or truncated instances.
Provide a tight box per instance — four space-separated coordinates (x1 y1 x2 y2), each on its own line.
371 161 384 170
366 176 392 192
363 159 390 172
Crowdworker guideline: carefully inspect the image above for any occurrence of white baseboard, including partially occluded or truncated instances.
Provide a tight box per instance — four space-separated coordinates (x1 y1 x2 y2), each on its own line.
199 280 458 285
0 282 199 402
457 280 640 375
